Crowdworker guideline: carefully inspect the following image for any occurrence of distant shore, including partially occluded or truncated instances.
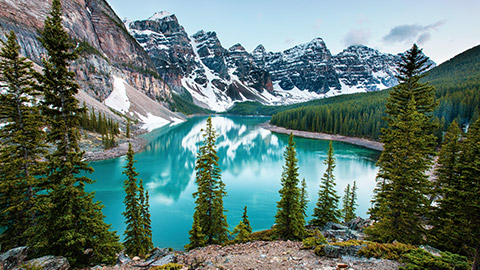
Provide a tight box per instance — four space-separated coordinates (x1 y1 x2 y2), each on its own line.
262 123 384 151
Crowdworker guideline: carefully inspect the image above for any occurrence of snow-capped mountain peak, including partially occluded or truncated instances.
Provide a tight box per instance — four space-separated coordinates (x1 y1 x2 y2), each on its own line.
148 11 174 21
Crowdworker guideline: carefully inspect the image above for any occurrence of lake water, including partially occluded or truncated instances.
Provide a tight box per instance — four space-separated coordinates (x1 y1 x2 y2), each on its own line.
85 115 380 249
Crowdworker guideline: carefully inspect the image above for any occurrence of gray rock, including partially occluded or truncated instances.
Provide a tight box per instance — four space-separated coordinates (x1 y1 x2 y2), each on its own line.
144 247 169 264
116 251 131 265
22 256 69 270
0 246 28 270
150 253 175 267
420 245 442 257
324 245 365 258
323 222 348 231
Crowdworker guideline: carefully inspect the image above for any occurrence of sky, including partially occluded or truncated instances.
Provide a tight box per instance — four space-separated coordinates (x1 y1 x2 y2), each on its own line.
106 0 480 64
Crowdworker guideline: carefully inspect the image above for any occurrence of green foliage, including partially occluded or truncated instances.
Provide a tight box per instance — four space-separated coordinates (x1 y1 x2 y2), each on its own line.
0 31 47 250
169 92 211 115
79 106 119 149
342 181 358 222
232 221 251 243
150 263 184 270
310 141 341 227
250 229 275 241
358 242 470 270
299 178 309 218
187 116 228 249
314 244 326 256
122 143 152 257
367 45 437 245
302 229 327 249
31 0 121 266
274 133 306 240
241 206 252 234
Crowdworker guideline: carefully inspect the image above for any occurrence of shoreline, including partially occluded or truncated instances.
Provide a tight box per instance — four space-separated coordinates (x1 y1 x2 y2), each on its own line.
261 122 384 151
83 132 148 162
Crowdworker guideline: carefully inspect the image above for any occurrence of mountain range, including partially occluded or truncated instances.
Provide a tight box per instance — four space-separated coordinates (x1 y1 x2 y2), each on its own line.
0 0 435 126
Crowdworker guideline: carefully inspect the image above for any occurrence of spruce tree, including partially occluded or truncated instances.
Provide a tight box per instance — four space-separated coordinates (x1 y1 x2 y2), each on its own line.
342 181 358 223
310 141 340 227
429 121 463 254
138 179 153 255
187 116 228 248
299 178 309 219
366 44 437 245
242 206 252 234
232 221 251 243
274 133 305 240
456 119 480 270
185 212 206 250
0 31 47 250
32 0 121 266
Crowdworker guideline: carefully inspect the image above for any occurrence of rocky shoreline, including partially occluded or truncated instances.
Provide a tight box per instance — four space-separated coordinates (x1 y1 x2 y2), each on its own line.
261 123 384 151
83 136 148 162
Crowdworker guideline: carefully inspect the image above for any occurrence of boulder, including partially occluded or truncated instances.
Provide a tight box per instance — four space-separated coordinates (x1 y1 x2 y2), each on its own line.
116 251 131 265
144 247 169 264
322 222 348 231
0 247 29 270
324 245 366 258
149 253 176 267
345 217 371 231
22 255 69 270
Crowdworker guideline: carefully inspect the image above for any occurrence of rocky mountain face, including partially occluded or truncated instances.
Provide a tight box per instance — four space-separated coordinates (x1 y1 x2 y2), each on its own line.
127 11 435 111
0 0 179 125
127 13 275 111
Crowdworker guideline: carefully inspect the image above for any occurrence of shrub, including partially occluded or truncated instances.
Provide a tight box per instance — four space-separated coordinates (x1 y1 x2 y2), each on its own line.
314 244 326 256
302 229 327 249
250 229 275 241
358 242 416 260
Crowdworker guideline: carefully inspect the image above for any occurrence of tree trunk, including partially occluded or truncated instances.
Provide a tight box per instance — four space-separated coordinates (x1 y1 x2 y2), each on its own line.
473 245 480 270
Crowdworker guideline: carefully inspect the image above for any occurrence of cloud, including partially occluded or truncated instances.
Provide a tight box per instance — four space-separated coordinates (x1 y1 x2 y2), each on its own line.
343 29 371 46
382 20 446 45
284 38 295 45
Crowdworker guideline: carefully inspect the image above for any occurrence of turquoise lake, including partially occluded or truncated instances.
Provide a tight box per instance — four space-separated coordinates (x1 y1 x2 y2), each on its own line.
85 115 380 250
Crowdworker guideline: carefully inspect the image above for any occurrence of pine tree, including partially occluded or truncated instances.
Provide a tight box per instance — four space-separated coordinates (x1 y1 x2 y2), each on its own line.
122 143 146 256
0 31 47 251
299 178 309 219
31 0 120 266
455 119 480 270
138 179 153 255
274 133 305 240
185 212 206 250
366 44 437 245
187 116 228 249
429 121 464 254
232 221 251 243
342 181 358 223
310 141 340 227
126 119 131 138
242 206 252 234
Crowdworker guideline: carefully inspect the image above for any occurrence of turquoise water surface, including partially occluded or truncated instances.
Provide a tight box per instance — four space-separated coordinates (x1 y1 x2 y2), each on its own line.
85 115 380 249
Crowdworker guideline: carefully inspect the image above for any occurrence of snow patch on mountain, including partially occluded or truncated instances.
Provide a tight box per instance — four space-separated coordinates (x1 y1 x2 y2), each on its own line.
104 76 130 114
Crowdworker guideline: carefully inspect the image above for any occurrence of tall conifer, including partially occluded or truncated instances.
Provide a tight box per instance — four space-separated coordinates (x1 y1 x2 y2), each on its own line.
138 179 153 255
32 0 120 265
311 141 340 227
299 178 309 219
242 206 252 234
274 133 305 240
187 116 228 249
0 31 47 250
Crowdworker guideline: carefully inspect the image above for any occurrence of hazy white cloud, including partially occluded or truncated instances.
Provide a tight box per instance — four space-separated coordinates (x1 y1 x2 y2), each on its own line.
343 29 371 46
284 38 295 45
382 20 446 45
312 18 323 30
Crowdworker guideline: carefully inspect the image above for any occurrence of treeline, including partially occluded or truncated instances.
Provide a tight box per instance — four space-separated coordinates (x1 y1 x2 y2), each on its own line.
79 106 120 149
270 91 388 140
268 44 480 140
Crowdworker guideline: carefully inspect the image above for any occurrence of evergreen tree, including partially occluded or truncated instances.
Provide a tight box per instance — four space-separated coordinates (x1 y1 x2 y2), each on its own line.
342 181 358 222
429 121 464 254
299 178 309 218
232 221 251 243
187 116 228 248
0 31 47 250
274 133 305 240
366 44 437 245
455 119 480 270
126 119 131 138
31 0 120 266
185 212 206 250
310 141 340 227
242 206 252 234
138 179 153 255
